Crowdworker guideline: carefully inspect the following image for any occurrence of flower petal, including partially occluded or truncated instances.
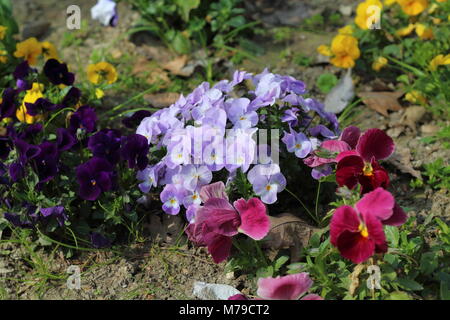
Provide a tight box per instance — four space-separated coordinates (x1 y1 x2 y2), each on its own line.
336 155 364 189
207 234 233 264
356 187 394 221
357 128 395 161
199 181 228 202
234 198 270 240
257 273 313 300
382 203 407 226
330 205 360 247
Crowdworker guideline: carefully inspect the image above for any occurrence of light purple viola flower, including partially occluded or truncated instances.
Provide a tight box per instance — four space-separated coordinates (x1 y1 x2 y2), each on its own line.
183 190 202 207
231 70 251 86
311 164 333 180
165 129 192 168
136 116 159 144
160 184 185 215
91 0 118 27
203 140 225 172
309 125 337 139
40 206 68 227
202 108 227 137
247 164 286 204
282 131 313 159
186 204 200 223
281 76 307 95
254 73 282 106
181 165 213 191
304 98 339 131
226 98 259 129
281 107 300 128
225 128 257 173
137 165 160 193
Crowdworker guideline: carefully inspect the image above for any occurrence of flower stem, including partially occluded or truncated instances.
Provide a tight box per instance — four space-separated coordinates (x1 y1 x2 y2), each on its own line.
284 188 318 224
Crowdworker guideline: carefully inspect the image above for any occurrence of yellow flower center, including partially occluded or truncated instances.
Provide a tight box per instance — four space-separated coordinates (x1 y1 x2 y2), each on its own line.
265 185 272 191
358 223 369 238
170 199 177 205
91 180 97 186
363 163 374 177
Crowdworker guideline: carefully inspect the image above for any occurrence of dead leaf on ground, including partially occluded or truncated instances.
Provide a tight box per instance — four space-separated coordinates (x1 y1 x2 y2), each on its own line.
386 144 422 179
400 106 427 133
144 92 181 108
136 44 175 65
358 91 404 117
162 55 196 77
262 213 319 262
132 57 153 75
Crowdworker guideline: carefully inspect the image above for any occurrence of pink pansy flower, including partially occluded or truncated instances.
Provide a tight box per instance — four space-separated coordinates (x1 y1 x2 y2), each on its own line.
330 188 407 264
229 273 323 300
186 182 270 263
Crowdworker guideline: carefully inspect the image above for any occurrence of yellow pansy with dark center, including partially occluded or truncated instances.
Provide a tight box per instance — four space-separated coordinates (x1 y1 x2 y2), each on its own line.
86 62 118 84
14 37 42 66
363 162 374 177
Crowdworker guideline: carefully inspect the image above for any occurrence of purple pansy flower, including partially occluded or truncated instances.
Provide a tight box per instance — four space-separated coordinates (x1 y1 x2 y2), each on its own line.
25 98 59 116
247 164 287 204
76 157 114 201
136 164 161 193
33 142 59 185
226 98 259 129
120 134 149 170
69 106 97 134
13 61 32 92
40 206 68 227
122 110 152 129
282 130 313 159
43 59 75 86
88 129 122 165
9 162 24 182
160 184 186 215
62 87 81 108
56 128 77 152
0 88 17 120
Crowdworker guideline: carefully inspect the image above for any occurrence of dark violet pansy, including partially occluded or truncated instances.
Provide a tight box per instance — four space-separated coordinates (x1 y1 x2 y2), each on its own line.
88 129 122 165
76 157 114 201
0 88 17 120
120 134 149 170
43 59 75 86
18 123 43 141
14 138 41 165
4 212 33 228
40 206 68 227
9 162 24 182
56 128 77 151
90 232 112 248
121 110 152 129
69 105 97 134
25 98 60 116
13 61 33 92
33 142 59 185
0 136 12 160
62 87 81 108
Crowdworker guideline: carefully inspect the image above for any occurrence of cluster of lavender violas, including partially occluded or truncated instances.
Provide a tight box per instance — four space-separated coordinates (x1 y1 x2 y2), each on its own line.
134 70 407 266
135 69 339 216
0 59 149 246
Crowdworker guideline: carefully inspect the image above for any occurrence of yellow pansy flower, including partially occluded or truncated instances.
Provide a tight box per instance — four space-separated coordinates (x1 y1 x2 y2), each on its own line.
0 26 7 40
14 37 42 66
16 83 45 124
396 23 416 36
429 54 450 71
432 18 441 24
41 41 59 60
397 0 428 16
415 24 434 39
87 62 118 84
384 0 397 5
338 25 354 35
372 56 388 71
317 45 332 57
0 50 7 63
355 0 383 30
404 90 427 104
330 34 361 69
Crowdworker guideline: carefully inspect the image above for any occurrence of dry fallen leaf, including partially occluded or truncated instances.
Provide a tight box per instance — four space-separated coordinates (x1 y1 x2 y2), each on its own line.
400 106 427 132
162 55 196 77
143 92 181 108
386 145 422 179
358 91 404 117
262 213 319 262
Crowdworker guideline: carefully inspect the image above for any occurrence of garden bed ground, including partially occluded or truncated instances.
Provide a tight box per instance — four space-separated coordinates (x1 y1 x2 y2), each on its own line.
0 0 449 300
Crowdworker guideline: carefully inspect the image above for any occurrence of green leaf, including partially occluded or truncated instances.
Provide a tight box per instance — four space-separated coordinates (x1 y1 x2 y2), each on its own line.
175 0 200 22
420 252 438 275
386 291 411 300
385 226 399 247
172 32 191 54
316 73 338 94
274 255 289 271
397 278 424 291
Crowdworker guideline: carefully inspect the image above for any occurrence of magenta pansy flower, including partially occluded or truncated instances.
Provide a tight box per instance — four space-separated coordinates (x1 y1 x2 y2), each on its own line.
330 188 406 264
257 273 323 300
